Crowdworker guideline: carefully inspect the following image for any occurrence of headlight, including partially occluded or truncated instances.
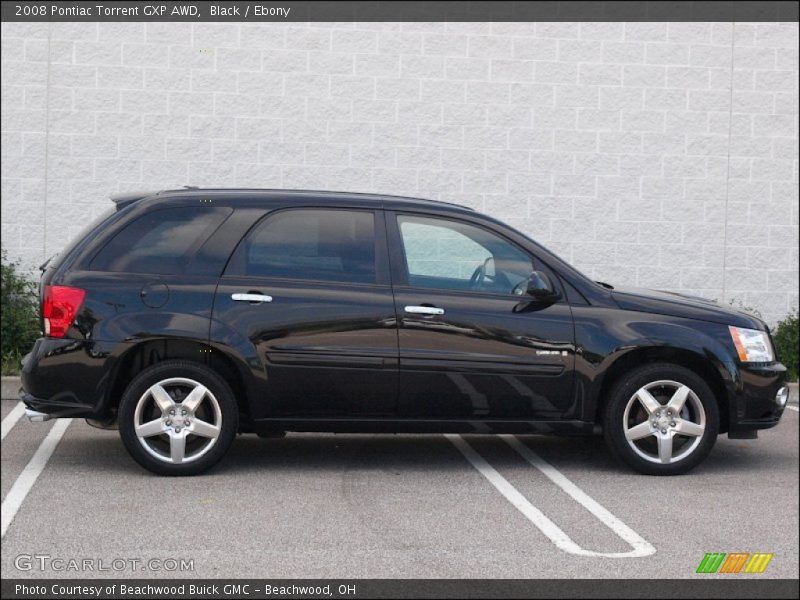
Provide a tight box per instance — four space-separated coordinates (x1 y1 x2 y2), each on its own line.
729 326 774 362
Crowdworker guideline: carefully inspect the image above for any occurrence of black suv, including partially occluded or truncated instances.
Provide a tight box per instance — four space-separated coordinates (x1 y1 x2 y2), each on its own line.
21 189 788 476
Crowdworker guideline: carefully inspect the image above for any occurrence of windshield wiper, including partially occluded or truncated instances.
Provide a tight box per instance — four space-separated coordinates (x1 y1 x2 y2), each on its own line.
595 281 614 290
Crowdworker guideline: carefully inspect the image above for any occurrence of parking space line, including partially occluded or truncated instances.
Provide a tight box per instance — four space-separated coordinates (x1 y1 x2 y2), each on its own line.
501 435 655 557
785 404 798 413
1 419 71 539
1 402 26 441
445 434 655 558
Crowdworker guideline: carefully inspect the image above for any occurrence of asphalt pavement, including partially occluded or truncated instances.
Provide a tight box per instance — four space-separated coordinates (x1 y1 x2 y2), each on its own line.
1 394 798 580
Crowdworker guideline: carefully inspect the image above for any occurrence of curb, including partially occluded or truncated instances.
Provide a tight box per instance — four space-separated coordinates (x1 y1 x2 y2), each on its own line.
2 376 22 400
1 376 798 402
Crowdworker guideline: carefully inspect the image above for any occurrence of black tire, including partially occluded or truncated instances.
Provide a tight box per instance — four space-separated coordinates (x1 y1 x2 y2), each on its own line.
602 363 719 476
118 360 238 476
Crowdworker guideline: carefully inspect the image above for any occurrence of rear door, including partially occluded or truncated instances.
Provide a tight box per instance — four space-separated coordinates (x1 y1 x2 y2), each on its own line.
211 207 398 420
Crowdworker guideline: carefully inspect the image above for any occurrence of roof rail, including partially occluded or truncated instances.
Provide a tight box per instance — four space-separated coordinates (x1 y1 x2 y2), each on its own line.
155 187 476 211
109 190 160 209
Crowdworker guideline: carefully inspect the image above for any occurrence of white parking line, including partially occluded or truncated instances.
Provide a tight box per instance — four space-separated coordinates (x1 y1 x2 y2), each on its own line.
445 434 655 558
501 435 655 557
1 419 71 538
1 402 26 441
785 404 798 413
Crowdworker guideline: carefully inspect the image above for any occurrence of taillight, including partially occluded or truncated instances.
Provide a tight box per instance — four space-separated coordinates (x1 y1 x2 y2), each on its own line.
43 285 85 338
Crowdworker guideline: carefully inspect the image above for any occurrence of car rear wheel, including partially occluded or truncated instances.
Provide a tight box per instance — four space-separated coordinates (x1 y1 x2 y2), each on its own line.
118 360 238 476
603 363 719 475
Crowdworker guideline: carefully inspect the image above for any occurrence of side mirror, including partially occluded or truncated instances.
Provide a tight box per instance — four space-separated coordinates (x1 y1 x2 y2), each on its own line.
526 271 561 302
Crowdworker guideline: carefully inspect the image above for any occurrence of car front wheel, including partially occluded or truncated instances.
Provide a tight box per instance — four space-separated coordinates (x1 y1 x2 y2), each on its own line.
603 363 719 475
118 360 238 476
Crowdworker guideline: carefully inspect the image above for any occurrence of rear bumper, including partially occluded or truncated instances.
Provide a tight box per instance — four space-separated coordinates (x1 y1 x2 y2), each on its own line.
727 362 788 436
20 391 96 419
20 337 118 420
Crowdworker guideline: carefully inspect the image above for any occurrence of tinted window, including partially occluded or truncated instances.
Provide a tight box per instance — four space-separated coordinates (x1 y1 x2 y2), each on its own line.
48 207 116 271
398 215 533 294
231 209 376 284
90 206 231 275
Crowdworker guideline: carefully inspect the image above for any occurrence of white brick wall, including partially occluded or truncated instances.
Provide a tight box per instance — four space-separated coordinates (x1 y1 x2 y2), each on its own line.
1 21 798 324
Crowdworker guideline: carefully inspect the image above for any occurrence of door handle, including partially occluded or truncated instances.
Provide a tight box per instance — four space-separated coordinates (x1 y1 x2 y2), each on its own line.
404 305 444 316
232 293 273 303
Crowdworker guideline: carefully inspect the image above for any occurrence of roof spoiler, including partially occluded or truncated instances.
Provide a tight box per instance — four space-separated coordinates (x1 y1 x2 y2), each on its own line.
109 190 160 209
109 186 202 209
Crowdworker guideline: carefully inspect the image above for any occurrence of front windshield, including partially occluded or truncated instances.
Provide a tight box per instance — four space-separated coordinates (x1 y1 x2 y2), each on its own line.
491 215 603 289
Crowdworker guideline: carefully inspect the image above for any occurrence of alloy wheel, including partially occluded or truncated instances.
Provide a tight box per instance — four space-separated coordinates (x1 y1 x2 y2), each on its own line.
133 377 222 465
622 379 706 465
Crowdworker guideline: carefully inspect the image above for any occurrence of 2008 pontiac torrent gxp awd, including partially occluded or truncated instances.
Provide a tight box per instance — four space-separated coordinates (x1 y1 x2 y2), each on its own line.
21 188 788 476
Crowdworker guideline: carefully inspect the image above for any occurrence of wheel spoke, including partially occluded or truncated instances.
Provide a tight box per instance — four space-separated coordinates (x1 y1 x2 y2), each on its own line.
635 388 662 414
657 433 673 464
170 432 186 464
136 418 166 438
673 419 704 437
625 421 654 441
181 384 208 413
189 418 220 439
150 384 174 412
666 385 691 414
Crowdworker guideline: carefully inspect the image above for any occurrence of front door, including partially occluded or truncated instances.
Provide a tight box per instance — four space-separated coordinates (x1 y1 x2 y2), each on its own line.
212 207 397 420
387 212 575 421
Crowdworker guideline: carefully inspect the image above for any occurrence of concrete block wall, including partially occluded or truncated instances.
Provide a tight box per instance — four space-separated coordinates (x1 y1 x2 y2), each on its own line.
1 21 797 324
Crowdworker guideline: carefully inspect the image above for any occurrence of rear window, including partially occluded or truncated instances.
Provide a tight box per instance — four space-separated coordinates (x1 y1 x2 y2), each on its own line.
45 207 117 271
89 206 231 275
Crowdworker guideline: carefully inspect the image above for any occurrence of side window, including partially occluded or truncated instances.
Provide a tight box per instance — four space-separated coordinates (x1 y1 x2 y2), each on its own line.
228 209 376 284
397 215 534 294
89 206 231 275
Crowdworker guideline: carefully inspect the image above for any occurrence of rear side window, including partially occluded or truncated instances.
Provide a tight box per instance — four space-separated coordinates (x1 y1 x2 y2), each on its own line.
227 209 376 284
89 206 231 275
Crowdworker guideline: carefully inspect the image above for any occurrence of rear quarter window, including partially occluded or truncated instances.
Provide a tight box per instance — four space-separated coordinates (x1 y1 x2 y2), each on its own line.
89 206 232 275
45 207 117 272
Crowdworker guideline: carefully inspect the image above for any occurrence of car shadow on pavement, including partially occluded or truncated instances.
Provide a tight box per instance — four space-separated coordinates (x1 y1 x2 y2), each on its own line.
50 426 799 478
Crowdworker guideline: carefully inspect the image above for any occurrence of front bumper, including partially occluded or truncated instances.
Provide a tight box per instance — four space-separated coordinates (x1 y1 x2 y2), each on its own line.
728 362 788 436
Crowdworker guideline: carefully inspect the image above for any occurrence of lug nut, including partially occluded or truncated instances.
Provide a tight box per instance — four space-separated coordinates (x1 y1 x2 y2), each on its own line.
181 409 187 416
169 409 175 416
166 419 172 426
670 421 676 427
184 420 190 426
175 427 181 433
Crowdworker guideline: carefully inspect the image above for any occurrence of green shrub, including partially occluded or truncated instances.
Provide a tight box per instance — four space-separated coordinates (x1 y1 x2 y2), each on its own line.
1 250 40 375
773 311 799 382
